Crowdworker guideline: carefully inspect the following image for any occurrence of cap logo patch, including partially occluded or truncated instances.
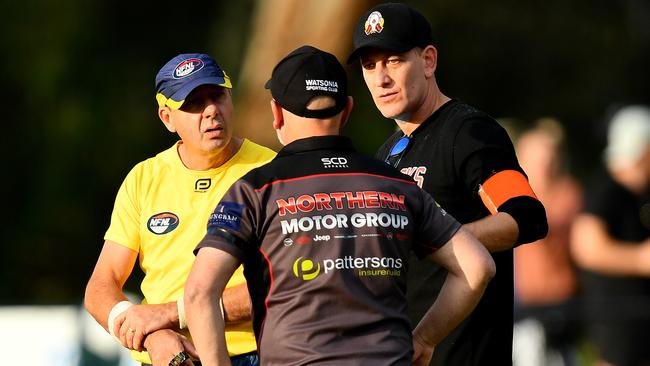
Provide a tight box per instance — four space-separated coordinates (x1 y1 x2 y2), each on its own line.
305 79 338 92
173 58 204 79
364 11 384 35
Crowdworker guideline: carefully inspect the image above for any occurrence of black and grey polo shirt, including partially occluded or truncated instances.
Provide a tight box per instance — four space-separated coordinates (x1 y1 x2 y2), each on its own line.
196 135 460 366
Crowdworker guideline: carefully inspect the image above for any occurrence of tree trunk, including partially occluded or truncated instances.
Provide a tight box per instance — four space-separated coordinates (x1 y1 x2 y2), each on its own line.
233 0 377 150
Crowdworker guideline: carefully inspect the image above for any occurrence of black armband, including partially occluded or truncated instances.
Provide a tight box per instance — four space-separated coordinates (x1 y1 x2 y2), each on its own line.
498 196 548 246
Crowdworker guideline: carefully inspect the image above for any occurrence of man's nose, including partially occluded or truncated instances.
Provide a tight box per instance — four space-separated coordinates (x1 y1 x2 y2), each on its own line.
203 99 219 118
374 65 391 87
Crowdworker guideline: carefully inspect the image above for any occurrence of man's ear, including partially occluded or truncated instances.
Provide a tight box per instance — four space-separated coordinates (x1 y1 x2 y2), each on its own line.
270 100 284 131
158 107 176 133
339 96 354 130
422 45 438 79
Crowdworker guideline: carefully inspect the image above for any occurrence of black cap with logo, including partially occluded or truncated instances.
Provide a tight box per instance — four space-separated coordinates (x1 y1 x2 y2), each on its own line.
265 45 348 119
347 3 433 64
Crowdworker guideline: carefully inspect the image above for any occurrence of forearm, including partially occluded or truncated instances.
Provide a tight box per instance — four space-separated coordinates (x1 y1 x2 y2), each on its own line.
84 240 138 332
185 248 241 365
572 236 650 276
413 269 488 346
575 242 650 276
222 283 252 323
571 215 650 277
463 212 518 252
186 287 231 365
84 276 130 331
416 228 495 347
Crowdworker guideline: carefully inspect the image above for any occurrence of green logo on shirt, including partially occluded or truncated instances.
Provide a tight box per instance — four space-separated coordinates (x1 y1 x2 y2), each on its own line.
293 257 321 281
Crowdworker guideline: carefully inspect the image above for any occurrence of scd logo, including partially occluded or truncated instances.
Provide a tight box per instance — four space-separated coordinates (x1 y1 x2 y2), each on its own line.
321 157 348 168
292 257 321 281
147 212 179 235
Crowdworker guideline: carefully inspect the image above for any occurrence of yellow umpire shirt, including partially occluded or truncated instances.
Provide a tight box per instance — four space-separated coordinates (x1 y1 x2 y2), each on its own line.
104 139 276 364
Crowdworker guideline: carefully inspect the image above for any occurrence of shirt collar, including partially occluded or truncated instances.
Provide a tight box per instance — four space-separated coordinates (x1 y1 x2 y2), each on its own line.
410 98 456 138
277 135 356 158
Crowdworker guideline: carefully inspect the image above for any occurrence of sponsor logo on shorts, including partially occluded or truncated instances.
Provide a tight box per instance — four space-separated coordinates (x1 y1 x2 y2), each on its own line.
147 212 179 235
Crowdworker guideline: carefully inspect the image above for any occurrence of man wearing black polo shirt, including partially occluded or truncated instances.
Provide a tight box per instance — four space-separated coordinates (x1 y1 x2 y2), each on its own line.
348 3 548 365
183 45 495 366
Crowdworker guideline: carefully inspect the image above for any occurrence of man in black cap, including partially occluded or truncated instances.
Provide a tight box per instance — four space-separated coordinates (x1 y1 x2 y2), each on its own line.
84 53 275 366
184 45 496 366
348 3 548 366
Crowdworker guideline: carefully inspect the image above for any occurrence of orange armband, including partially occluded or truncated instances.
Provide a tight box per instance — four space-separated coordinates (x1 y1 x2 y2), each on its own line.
478 170 537 214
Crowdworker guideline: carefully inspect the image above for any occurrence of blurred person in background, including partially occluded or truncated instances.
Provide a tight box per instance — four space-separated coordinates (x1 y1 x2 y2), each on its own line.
571 105 650 366
84 53 275 366
348 3 548 365
512 119 583 366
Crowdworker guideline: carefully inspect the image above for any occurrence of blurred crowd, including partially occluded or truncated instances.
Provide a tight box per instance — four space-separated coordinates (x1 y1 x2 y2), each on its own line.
511 105 650 366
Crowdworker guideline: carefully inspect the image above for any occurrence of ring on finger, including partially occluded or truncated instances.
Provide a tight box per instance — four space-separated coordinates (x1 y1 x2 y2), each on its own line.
169 351 190 366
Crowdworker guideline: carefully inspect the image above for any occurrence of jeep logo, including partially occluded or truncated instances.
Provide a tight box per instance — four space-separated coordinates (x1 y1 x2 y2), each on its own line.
314 234 331 242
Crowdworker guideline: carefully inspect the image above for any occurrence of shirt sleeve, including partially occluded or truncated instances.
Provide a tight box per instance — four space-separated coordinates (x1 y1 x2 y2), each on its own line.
104 164 143 251
453 115 523 195
412 189 462 259
195 179 261 260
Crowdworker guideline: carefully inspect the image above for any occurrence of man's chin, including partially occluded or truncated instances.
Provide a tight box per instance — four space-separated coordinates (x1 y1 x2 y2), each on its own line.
383 110 412 122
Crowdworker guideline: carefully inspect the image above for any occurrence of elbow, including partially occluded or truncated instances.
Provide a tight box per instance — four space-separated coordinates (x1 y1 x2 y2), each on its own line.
83 277 97 315
465 244 496 291
476 254 496 290
184 275 219 309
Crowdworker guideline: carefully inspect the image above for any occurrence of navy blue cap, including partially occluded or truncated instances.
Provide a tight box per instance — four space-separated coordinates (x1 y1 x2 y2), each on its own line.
347 3 433 63
155 53 232 109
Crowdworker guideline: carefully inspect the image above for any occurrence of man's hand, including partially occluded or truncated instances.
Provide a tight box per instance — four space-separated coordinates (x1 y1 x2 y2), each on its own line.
144 329 199 366
115 303 177 351
412 332 434 366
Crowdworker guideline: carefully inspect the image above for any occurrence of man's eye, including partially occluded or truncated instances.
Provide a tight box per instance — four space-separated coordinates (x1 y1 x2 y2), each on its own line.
180 98 202 112
362 63 375 70
387 59 400 65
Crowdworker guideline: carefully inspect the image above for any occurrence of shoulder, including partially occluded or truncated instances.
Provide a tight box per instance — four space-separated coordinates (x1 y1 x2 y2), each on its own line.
124 144 177 181
348 151 421 187
443 101 503 134
449 107 511 149
239 139 277 162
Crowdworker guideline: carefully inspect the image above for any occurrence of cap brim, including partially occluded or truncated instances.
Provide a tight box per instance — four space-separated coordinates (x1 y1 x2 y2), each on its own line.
167 76 232 109
264 79 272 89
346 40 414 64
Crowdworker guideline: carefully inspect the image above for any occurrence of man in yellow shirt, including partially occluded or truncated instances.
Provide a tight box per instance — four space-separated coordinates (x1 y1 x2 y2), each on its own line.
84 53 275 366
